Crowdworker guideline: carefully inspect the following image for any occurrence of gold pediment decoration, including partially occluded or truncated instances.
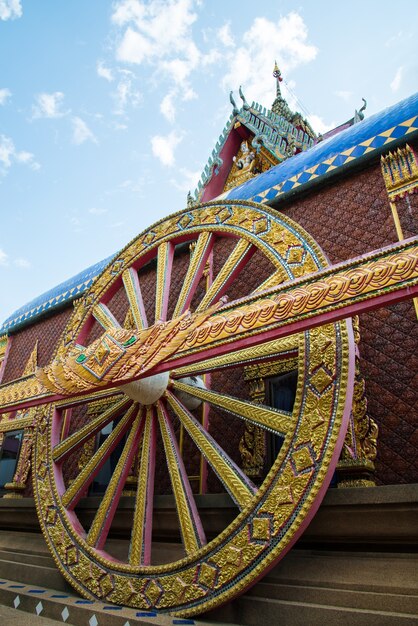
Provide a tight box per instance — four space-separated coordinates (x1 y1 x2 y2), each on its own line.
223 140 277 192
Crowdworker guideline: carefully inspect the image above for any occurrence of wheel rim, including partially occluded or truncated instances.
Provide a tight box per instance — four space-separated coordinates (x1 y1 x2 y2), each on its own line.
33 201 354 615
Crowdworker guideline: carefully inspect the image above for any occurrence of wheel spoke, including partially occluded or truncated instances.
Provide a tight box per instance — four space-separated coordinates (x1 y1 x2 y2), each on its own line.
155 242 174 322
129 406 156 566
171 336 299 378
61 403 138 509
196 239 255 312
157 400 206 554
165 390 256 510
87 407 144 549
93 302 121 330
122 268 148 330
173 232 214 318
171 380 292 438
53 397 132 463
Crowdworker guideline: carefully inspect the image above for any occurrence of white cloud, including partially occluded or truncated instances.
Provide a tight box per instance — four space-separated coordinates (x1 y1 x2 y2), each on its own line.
110 1 225 123
33 92 68 118
112 0 146 26
0 88 11 105
88 207 107 215
0 248 9 266
118 176 147 193
0 248 31 269
72 117 97 145
112 121 128 130
97 61 114 82
160 91 176 122
113 0 197 62
14 257 31 269
183 86 197 101
113 70 141 115
335 90 352 101
170 166 200 192
217 23 235 48
0 135 14 167
15 150 41 170
0 0 22 21
151 130 182 166
308 114 336 135
390 66 403 92
0 134 40 172
221 12 317 107
112 0 205 90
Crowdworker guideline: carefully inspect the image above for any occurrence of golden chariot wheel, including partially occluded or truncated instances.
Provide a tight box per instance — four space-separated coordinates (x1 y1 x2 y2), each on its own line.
32 200 355 616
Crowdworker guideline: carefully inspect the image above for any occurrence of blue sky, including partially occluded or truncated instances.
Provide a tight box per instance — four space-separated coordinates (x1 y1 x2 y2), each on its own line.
1 0 417 324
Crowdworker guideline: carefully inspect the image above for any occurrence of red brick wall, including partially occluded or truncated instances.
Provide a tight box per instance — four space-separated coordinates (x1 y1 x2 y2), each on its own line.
2 307 72 383
277 160 418 484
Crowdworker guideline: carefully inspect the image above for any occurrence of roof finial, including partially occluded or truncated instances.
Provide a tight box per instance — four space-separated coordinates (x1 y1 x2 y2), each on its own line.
229 90 239 116
239 85 250 110
273 60 283 98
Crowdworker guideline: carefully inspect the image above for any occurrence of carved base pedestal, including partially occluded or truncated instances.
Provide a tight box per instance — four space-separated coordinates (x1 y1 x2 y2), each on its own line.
336 458 376 488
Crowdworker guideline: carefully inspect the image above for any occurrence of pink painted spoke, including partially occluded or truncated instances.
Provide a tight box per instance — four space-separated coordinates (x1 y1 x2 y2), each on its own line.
129 406 157 566
155 242 174 322
52 397 132 463
173 232 214 318
195 239 255 312
171 337 299 379
157 401 206 554
61 403 138 510
165 390 257 510
171 379 291 438
59 408 72 445
86 407 144 549
122 268 148 330
93 302 122 330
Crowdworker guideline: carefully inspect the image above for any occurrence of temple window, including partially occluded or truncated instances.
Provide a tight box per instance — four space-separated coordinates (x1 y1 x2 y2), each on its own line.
89 419 127 495
0 430 23 494
266 370 298 465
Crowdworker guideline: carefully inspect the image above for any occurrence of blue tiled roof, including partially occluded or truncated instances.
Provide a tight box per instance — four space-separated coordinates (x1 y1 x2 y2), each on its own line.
224 92 418 204
0 255 114 334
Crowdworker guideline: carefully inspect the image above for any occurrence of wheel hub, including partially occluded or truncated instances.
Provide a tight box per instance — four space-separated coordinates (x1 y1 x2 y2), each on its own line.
121 372 170 405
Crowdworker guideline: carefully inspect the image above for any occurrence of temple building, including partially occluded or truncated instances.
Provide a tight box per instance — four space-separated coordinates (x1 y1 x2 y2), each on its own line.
0 66 417 624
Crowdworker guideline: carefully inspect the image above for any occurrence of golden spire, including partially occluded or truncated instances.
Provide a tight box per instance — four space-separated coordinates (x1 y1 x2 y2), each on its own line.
273 60 283 98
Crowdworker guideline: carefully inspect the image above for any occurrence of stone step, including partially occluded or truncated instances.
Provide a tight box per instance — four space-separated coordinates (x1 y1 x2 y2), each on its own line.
204 594 418 626
0 557 70 592
0 577 232 626
0 547 56 568
247 581 418 615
